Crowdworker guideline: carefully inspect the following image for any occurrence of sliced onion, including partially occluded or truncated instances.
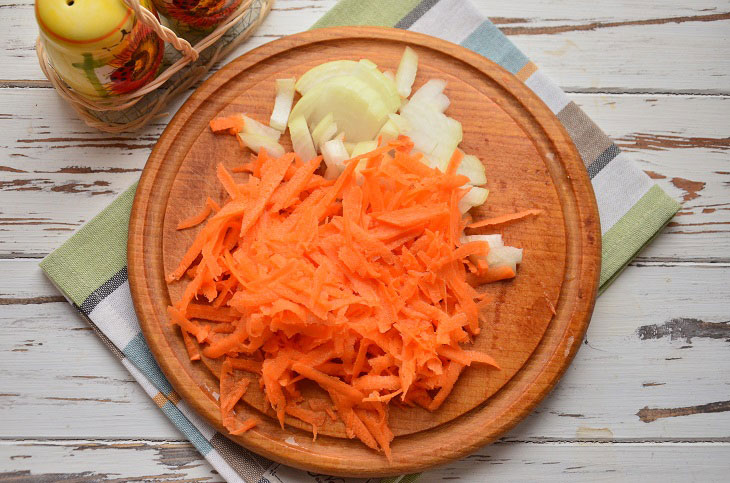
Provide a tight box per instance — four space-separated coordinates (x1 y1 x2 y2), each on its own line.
359 58 378 70
430 117 463 164
383 70 395 82
311 113 338 150
242 115 281 141
351 140 378 158
237 132 285 158
422 155 447 172
290 75 391 142
487 246 523 272
288 115 316 161
344 141 357 156
410 79 449 112
295 60 400 113
377 118 400 143
388 113 410 132
400 99 462 165
395 46 418 98
458 186 488 214
461 234 504 249
269 78 296 132
460 234 520 271
457 152 487 185
322 138 350 179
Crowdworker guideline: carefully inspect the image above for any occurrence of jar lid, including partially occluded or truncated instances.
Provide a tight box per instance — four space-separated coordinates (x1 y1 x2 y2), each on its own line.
36 0 132 45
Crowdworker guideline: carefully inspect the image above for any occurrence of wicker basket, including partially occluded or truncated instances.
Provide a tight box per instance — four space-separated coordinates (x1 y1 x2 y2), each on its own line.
36 0 274 133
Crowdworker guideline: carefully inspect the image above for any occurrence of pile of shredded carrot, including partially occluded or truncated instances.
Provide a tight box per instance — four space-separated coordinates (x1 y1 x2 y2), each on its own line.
167 130 529 460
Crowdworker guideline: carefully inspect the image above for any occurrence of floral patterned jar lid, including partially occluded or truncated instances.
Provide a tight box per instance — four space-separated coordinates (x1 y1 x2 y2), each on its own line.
36 0 132 48
36 0 165 98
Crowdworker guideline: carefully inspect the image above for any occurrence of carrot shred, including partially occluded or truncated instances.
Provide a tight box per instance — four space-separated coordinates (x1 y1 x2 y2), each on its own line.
166 135 537 457
209 114 245 134
181 330 201 361
466 209 543 229
226 416 258 435
177 203 212 230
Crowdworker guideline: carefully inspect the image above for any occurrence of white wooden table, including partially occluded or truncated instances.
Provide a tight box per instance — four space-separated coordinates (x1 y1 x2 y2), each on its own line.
1 1 729 481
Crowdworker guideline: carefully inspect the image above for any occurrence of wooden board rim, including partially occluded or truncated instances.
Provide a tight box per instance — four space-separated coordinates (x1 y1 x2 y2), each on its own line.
128 26 601 477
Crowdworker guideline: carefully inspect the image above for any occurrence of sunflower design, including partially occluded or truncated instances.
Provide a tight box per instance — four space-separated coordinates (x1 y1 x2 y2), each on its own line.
159 0 242 29
106 21 164 95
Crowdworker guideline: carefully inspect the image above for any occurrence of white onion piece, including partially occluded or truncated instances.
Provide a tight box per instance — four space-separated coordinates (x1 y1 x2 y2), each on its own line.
359 58 378 69
457 152 487 185
322 138 350 179
237 132 285 158
458 186 488 214
410 79 449 112
295 61 400 113
290 75 391 142
241 115 281 141
311 113 338 150
388 113 410 132
344 141 357 156
395 46 418 98
377 118 400 143
350 140 378 158
288 115 317 161
423 155 447 172
383 70 395 82
487 246 523 272
400 100 462 165
461 234 504 249
460 234 521 271
430 93 450 113
269 78 296 132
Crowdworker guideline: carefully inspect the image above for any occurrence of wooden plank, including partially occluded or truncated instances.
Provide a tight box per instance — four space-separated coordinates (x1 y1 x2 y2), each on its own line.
1 91 726 260
1 439 728 482
506 262 730 440
0 260 58 301
2 259 728 440
572 94 730 262
0 301 186 439
2 0 729 94
0 440 220 482
419 442 730 482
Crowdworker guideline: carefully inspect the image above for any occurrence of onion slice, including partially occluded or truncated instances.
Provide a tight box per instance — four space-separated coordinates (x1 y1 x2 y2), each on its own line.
269 78 296 132
288 115 317 161
322 138 350 179
457 152 487 185
242 114 281 141
458 186 488 214
395 46 418 98
237 132 285 158
311 113 338 151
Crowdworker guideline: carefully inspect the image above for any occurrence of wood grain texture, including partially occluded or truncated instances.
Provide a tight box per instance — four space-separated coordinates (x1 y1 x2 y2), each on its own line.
128 27 600 476
2 439 729 483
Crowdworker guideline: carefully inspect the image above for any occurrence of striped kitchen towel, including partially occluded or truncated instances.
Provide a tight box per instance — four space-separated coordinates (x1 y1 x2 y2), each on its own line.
40 0 680 482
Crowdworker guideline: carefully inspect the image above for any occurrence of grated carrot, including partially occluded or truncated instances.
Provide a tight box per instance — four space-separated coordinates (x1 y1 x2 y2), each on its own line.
209 114 245 134
166 135 538 459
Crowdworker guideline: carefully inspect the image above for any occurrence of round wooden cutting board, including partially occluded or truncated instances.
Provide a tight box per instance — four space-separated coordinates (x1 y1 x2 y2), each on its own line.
128 27 601 477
